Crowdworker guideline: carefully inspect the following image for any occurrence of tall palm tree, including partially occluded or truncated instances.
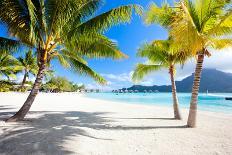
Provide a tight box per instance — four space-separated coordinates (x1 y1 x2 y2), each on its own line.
132 39 189 120
17 50 38 88
0 0 142 122
170 0 232 127
145 0 232 127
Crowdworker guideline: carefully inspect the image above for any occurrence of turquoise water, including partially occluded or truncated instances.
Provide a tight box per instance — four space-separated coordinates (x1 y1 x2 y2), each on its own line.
86 93 232 114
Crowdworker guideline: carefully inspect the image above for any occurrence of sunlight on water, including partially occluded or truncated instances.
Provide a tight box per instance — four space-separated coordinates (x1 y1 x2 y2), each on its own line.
86 93 232 114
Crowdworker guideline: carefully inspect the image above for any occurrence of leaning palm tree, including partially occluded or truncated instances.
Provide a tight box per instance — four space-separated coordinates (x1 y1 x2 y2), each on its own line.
146 0 232 127
132 39 190 120
17 50 38 88
0 0 142 122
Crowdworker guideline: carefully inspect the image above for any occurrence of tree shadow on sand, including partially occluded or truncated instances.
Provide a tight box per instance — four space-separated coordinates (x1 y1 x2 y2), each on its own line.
0 110 187 155
103 117 176 120
0 105 15 111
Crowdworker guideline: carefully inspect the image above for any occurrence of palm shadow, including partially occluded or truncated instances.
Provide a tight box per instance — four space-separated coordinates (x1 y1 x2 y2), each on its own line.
104 117 175 120
0 105 16 121
0 105 15 111
0 111 113 154
0 110 187 154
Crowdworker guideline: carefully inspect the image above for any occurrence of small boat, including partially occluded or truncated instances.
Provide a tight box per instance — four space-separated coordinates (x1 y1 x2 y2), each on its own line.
225 97 232 101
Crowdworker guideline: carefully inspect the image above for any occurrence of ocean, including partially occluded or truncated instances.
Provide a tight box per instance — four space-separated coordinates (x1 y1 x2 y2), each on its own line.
86 92 232 114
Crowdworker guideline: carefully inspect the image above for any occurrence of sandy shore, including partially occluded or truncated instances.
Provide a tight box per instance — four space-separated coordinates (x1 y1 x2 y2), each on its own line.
0 92 232 155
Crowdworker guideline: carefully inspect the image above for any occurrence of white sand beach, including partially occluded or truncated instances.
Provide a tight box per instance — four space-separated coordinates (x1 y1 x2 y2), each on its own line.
0 92 232 155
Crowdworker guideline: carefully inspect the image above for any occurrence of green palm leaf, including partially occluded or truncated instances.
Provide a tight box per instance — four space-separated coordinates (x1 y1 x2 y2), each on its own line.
133 38 190 83
69 4 143 36
132 63 161 82
0 37 20 51
68 57 106 85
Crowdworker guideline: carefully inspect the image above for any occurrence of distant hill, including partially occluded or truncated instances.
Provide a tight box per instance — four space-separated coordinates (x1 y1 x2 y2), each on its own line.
122 69 232 93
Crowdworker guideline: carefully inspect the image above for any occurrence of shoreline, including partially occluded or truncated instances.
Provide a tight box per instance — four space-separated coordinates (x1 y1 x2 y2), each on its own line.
0 92 232 154
1 91 232 118
83 93 232 116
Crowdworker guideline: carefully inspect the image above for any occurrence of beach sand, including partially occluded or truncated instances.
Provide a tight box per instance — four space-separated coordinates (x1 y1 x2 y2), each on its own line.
0 92 231 155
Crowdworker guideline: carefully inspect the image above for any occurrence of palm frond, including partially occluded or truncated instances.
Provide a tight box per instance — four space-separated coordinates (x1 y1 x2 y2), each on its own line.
56 54 71 68
144 2 175 27
209 38 232 49
67 33 127 59
69 4 142 36
132 63 161 82
0 37 20 51
167 0 232 54
67 57 106 85
137 41 169 63
0 0 36 46
0 51 19 78
46 0 102 36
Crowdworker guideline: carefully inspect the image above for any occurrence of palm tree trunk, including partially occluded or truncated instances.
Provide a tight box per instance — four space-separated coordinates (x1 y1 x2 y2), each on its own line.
20 70 27 88
6 62 46 122
187 53 205 127
169 65 181 120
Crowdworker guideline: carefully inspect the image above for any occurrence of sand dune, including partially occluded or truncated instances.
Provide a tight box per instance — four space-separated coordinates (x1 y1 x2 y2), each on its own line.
0 92 232 155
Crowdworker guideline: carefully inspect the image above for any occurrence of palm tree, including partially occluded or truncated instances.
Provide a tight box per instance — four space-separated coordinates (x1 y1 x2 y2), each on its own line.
0 0 142 122
17 50 38 88
170 0 232 127
132 39 189 120
145 0 232 127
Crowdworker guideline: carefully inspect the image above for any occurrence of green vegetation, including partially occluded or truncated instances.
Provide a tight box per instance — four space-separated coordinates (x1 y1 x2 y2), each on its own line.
42 77 85 93
0 80 15 92
0 0 141 122
0 50 19 80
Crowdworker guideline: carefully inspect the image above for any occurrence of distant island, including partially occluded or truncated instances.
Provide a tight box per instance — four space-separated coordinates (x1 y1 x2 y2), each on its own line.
117 69 232 93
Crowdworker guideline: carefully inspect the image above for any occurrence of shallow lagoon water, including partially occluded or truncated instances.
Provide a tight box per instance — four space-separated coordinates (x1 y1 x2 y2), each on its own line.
86 93 232 114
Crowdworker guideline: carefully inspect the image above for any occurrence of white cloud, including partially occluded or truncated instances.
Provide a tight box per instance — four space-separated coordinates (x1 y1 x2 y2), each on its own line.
101 71 134 82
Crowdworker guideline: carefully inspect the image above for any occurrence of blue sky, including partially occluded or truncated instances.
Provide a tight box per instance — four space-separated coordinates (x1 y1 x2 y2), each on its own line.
1 0 232 90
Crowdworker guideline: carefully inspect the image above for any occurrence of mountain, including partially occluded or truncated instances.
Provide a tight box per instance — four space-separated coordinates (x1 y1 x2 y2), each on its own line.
121 69 232 93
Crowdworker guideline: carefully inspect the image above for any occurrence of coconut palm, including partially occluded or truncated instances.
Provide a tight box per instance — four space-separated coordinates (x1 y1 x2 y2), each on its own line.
171 0 232 127
132 39 189 120
145 0 232 127
17 50 38 88
0 0 142 122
